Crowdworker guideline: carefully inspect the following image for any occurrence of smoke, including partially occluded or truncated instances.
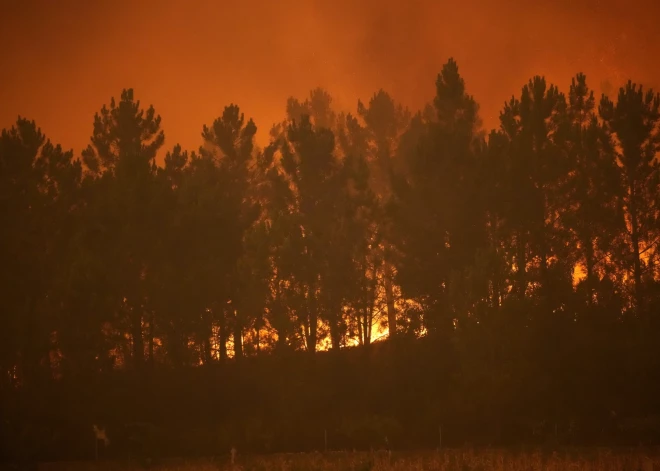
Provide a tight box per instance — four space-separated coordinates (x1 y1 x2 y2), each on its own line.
1 0 658 152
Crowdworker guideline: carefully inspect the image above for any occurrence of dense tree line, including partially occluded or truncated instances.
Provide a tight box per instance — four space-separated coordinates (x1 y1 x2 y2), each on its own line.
2 60 660 461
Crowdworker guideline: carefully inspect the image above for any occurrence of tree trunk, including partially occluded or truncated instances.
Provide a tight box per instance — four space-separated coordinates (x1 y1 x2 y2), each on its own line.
490 215 502 311
540 249 549 299
147 310 155 366
218 308 228 363
357 311 364 346
492 276 501 310
330 323 341 350
308 286 318 354
364 306 372 347
272 284 288 352
539 202 551 301
584 235 595 306
202 336 212 364
170 329 186 367
329 298 343 351
21 296 42 387
516 231 527 299
233 309 243 359
131 309 144 368
383 262 397 338
629 182 643 311
276 322 288 352
308 310 318 354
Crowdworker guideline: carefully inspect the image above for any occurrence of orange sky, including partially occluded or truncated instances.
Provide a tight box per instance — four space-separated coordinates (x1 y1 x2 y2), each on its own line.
2 0 659 157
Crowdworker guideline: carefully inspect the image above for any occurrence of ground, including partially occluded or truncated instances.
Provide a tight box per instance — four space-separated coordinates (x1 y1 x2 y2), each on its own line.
31 448 660 471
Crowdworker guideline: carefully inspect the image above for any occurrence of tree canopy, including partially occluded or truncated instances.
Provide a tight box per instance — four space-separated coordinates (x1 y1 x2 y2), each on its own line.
3 61 660 461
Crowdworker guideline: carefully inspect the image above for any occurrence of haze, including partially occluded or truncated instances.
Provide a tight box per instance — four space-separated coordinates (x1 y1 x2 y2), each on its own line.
2 0 659 154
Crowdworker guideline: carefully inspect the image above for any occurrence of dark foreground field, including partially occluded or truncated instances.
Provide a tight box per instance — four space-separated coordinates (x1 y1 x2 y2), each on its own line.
33 449 660 471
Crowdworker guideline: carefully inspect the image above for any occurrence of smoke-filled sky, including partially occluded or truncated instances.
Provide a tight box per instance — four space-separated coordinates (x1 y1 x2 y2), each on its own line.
2 0 659 155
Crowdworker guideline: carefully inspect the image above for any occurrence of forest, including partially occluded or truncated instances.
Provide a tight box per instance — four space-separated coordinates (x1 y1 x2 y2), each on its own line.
2 59 660 462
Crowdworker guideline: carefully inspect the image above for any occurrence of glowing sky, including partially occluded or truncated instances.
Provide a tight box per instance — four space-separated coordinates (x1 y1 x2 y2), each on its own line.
2 0 659 156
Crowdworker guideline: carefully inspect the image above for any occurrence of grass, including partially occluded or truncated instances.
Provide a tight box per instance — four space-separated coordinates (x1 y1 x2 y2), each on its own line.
37 448 660 471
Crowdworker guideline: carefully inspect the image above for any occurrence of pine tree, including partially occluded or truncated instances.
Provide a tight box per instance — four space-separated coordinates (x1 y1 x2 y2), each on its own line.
391 58 485 333
353 90 410 339
599 82 660 312
199 104 260 360
563 74 624 306
497 77 571 307
81 89 165 368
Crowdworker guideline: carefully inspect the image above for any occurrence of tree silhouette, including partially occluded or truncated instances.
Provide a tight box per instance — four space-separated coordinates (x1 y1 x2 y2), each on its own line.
497 76 571 307
81 88 165 368
199 104 260 360
353 90 410 339
390 58 485 334
562 73 624 307
599 81 660 312
5 58 660 459
286 88 337 131
0 118 82 385
277 115 341 352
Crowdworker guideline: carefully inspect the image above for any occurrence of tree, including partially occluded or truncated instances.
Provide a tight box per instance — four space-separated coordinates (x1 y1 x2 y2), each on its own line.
81 88 165 368
599 82 660 312
273 113 361 352
0 119 48 386
280 116 336 352
562 74 624 307
286 88 337 131
480 129 512 312
351 90 410 339
150 144 202 366
341 153 382 347
390 58 486 333
497 76 572 307
199 104 260 360
0 118 83 385
254 141 301 352
169 152 230 364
